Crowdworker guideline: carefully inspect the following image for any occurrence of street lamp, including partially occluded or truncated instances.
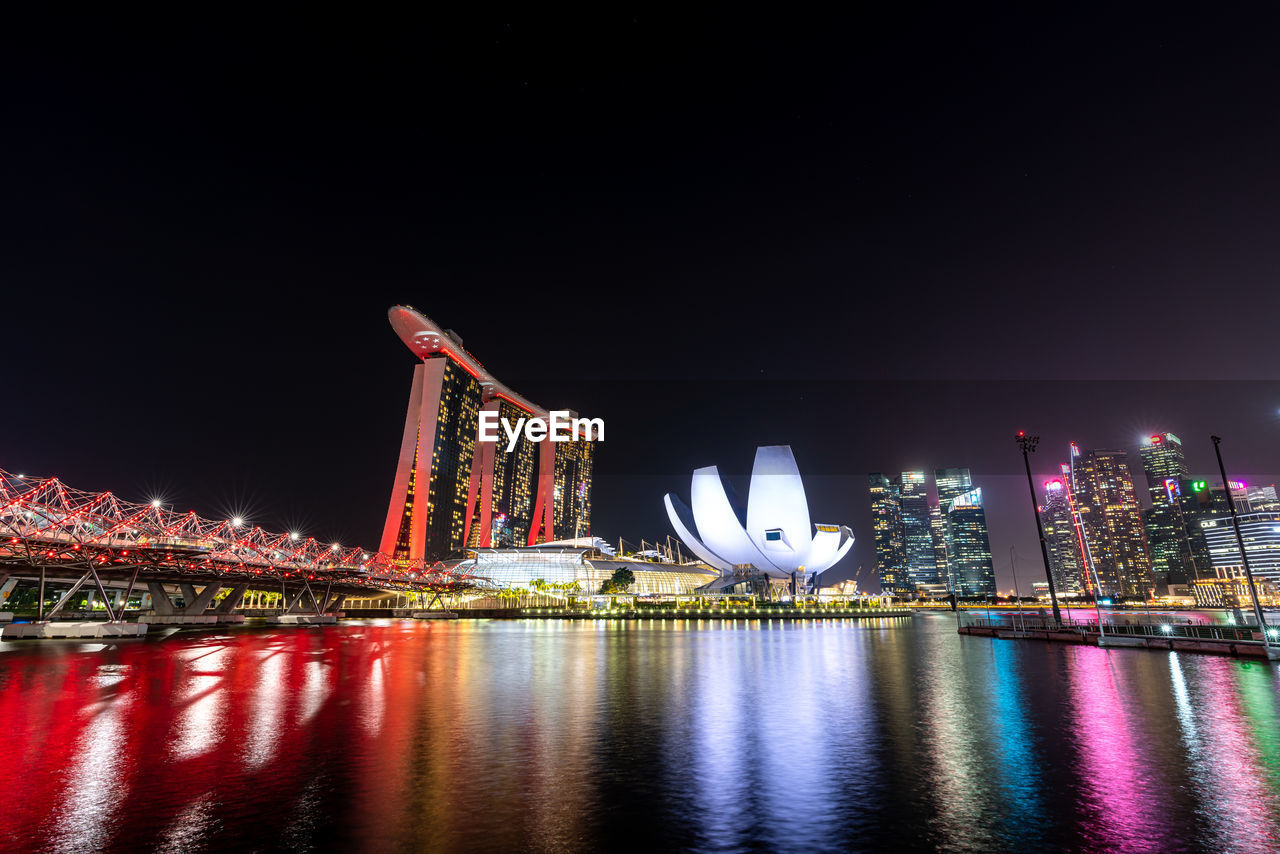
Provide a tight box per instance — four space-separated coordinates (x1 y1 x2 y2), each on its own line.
1016 431 1063 626
1211 435 1272 654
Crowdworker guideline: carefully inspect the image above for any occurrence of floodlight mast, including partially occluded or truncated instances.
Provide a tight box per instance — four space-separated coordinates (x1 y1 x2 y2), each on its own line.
1016 431 1063 626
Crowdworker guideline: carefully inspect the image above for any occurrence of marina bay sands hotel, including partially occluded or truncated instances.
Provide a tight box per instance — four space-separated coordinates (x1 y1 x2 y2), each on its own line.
381 305 595 563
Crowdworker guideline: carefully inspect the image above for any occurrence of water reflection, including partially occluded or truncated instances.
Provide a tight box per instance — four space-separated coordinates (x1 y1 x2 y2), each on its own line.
0 617 1279 852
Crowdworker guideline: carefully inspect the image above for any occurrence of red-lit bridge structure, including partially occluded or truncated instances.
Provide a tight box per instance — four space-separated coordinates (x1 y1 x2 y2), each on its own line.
0 468 484 622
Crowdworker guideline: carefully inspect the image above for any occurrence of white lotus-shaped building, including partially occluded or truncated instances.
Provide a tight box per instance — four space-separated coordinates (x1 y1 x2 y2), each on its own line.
664 445 854 577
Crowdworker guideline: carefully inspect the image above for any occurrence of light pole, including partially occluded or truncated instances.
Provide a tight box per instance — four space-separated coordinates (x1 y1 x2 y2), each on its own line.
1017 431 1063 626
1211 435 1272 652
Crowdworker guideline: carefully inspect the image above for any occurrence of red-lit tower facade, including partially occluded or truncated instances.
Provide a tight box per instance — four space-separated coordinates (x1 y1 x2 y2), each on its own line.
380 306 595 563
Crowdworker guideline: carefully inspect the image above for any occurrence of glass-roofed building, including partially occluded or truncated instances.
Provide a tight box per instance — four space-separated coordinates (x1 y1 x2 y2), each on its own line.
449 545 718 597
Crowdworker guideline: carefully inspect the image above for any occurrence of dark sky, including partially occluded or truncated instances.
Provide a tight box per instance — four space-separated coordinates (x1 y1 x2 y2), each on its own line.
5 8 1280 590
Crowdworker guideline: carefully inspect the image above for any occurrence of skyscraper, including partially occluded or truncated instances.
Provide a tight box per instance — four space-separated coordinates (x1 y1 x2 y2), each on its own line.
933 467 995 597
946 486 996 597
1068 447 1153 599
382 305 597 562
869 473 908 596
467 398 539 549
1139 433 1192 593
929 502 948 589
900 471 940 588
1041 477 1085 594
545 428 594 542
934 467 972 514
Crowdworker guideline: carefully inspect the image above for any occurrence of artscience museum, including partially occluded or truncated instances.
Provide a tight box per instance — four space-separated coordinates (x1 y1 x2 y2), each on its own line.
664 445 854 593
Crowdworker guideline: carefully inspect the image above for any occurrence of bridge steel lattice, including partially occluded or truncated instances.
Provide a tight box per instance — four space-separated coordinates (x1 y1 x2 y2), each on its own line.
0 468 484 621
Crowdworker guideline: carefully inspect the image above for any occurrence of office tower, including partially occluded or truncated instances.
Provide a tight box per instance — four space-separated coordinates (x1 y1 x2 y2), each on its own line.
1229 482 1280 513
933 467 996 596
1199 510 1280 591
1068 448 1153 599
900 471 940 588
383 305 597 562
1139 433 1193 593
935 467 972 514
946 486 996 597
933 467 969 592
869 473 908 595
929 502 949 589
1041 478 1086 594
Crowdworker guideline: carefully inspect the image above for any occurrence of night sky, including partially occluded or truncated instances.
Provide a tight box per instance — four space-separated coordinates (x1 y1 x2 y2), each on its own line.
6 8 1280 591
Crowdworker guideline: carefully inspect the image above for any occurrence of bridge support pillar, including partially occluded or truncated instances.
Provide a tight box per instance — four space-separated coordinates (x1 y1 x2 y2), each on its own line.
323 593 346 614
187 583 223 615
284 588 309 614
215 583 249 614
147 583 178 616
47 572 94 620
84 588 95 613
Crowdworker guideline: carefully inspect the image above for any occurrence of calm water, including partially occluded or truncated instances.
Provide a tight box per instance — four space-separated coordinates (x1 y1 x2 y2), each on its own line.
3 615 1280 853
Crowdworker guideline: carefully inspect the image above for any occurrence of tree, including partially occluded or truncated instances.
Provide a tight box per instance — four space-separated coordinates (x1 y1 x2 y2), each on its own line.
599 567 635 594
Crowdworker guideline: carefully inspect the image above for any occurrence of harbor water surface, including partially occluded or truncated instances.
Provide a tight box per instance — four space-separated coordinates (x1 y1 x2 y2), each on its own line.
2 614 1279 852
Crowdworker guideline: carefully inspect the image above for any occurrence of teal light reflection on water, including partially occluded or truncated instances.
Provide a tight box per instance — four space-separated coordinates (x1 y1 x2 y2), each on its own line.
1 617 1280 852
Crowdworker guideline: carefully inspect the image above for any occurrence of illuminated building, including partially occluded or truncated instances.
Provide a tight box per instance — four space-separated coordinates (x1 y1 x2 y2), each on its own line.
451 545 717 597
1139 433 1193 593
1067 448 1152 599
548 430 594 542
933 467 995 596
929 502 948 588
934 467 972 514
945 485 996 597
899 471 941 589
869 473 907 595
869 471 941 595
665 446 854 580
1199 511 1280 591
382 306 597 562
1229 481 1280 512
468 398 539 549
1041 478 1085 594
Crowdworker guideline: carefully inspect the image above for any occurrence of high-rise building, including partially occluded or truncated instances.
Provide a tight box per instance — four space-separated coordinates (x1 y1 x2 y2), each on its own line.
1068 447 1152 599
1041 478 1086 594
1139 433 1192 593
929 502 948 588
467 398 540 549
1229 481 1280 513
935 467 972 514
383 355 483 562
547 429 594 542
869 473 908 595
382 305 597 563
1198 511 1280 591
900 471 940 588
946 486 996 597
933 467 997 597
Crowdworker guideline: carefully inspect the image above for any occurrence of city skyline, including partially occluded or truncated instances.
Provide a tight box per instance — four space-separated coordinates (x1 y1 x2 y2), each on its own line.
6 10 1280 595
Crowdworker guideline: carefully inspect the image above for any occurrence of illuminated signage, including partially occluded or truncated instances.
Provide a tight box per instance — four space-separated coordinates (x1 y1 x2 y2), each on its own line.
951 487 983 510
1163 478 1181 503
1191 480 1207 492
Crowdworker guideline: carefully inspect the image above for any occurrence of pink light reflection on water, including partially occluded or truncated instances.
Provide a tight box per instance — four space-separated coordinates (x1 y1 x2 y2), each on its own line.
1066 646 1173 852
